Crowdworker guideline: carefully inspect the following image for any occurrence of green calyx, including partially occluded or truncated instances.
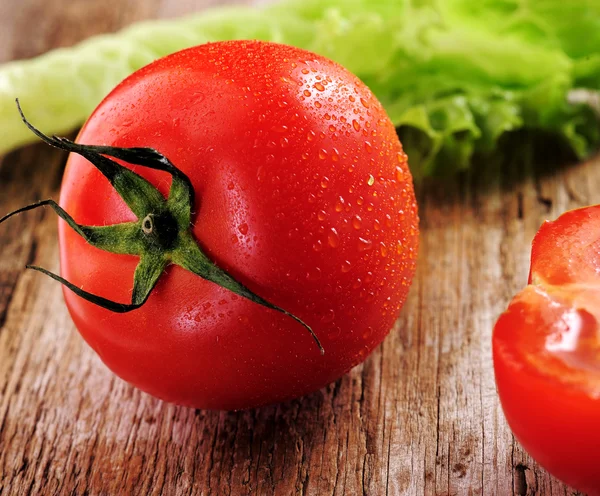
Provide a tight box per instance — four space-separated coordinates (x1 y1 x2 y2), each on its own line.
1 99 324 355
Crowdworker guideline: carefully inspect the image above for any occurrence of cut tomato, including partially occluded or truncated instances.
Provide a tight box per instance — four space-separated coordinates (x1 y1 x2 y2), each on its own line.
494 205 600 495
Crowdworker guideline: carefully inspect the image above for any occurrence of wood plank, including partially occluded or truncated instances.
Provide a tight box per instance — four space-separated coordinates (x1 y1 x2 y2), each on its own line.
0 0 160 63
0 1 591 495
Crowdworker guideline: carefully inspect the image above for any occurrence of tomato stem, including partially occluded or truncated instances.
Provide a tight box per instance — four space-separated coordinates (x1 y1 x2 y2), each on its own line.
1 99 324 355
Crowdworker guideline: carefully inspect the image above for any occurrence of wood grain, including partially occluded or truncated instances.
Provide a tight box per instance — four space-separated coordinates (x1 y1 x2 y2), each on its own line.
0 1 591 495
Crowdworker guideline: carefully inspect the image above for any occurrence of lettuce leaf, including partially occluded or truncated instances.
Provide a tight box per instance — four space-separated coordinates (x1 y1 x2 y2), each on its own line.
0 0 598 177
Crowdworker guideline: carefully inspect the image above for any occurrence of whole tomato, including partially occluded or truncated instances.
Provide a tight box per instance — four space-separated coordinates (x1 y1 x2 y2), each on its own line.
53 41 419 410
493 205 600 494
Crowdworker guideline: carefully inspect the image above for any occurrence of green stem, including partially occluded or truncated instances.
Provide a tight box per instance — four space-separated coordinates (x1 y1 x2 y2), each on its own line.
1 100 324 355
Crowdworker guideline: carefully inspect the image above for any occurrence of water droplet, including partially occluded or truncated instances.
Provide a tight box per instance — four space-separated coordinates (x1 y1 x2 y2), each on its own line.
303 89 311 97
331 148 340 161
327 228 340 248
379 242 388 257
367 175 375 186
321 309 335 324
352 278 362 289
306 267 322 281
373 219 381 230
357 196 364 206
319 149 328 160
320 177 329 189
329 124 336 133
352 120 360 132
395 166 405 182
349 95 356 102
307 130 316 141
352 215 362 230
314 82 325 91
308 193 316 204
385 213 393 227
312 240 323 252
301 68 310 74
335 197 345 212
238 223 248 235
365 141 373 153
315 101 322 108
360 98 369 108
358 237 373 251
341 261 352 273
324 113 331 120
301 152 309 160
317 210 327 221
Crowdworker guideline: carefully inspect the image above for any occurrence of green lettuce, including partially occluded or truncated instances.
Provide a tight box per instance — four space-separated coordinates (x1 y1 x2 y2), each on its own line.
0 0 598 177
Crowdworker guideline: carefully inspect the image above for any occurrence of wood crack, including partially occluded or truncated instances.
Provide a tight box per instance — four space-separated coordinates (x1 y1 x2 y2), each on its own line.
0 274 19 331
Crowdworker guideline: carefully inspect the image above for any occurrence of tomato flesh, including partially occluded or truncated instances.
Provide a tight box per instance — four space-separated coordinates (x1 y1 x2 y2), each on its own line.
493 205 600 494
58 41 419 410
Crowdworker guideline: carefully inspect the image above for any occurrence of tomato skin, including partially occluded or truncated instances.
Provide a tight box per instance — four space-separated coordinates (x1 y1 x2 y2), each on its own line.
58 41 419 410
529 206 600 286
493 206 600 495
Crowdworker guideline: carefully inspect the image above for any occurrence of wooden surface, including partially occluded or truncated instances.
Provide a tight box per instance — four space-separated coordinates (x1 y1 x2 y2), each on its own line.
0 1 593 495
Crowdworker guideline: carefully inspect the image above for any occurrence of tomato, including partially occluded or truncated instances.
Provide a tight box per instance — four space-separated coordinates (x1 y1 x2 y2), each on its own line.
493 205 600 494
54 41 419 410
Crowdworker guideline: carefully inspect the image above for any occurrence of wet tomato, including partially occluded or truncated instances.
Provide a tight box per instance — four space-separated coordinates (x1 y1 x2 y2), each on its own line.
48 41 419 410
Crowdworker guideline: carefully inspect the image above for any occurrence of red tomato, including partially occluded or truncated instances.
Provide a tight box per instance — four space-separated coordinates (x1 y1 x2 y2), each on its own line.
58 41 419 410
493 205 600 494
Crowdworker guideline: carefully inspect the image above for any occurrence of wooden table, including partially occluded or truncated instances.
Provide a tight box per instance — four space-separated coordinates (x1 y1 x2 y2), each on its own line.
0 1 592 495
